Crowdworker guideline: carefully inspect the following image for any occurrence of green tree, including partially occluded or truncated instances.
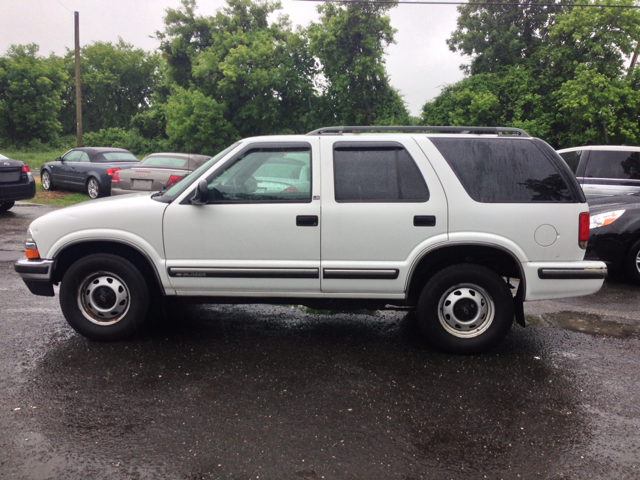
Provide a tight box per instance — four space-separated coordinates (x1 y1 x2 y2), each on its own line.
0 44 67 145
308 1 409 125
60 39 161 135
448 0 568 75
164 87 237 155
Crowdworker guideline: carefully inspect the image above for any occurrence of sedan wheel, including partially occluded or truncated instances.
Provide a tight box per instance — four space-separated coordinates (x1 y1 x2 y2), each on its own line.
41 171 53 191
86 177 101 199
625 240 640 285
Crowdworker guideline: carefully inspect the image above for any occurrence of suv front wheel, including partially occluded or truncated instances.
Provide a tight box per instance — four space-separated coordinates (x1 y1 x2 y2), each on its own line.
60 254 149 340
417 264 514 354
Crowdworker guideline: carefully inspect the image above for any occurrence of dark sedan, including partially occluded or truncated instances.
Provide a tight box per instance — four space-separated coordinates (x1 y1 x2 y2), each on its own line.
0 153 36 212
588 192 640 284
40 147 139 199
111 153 211 196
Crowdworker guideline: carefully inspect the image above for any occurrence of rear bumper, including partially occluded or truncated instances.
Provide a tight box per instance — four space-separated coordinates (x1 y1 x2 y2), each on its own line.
524 260 607 301
14 258 55 297
0 177 36 202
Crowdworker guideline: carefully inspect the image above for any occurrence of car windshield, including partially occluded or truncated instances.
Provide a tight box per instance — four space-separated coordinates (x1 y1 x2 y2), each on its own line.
155 142 241 201
141 156 188 168
102 152 139 162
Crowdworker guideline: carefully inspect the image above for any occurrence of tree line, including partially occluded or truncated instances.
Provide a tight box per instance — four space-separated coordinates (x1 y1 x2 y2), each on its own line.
0 0 638 155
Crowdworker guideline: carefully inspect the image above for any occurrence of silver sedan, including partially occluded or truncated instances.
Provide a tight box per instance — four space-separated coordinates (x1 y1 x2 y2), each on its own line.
110 153 211 196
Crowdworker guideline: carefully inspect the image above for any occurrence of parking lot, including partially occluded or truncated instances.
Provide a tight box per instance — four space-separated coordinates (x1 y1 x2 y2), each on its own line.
1 202 639 479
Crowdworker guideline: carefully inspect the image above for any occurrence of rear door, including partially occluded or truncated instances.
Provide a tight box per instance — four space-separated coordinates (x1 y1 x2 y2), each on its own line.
319 136 448 296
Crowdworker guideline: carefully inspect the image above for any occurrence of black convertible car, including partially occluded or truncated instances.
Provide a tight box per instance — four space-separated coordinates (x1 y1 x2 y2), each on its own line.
588 192 640 284
0 153 36 212
40 147 139 199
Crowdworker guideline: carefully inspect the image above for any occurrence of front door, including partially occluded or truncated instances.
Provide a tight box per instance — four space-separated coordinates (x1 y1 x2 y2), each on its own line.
163 140 321 296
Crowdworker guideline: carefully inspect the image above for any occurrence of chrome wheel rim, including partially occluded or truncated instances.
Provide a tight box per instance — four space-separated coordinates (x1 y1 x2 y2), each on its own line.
635 249 640 274
87 179 99 199
438 283 495 338
77 272 130 326
42 172 50 190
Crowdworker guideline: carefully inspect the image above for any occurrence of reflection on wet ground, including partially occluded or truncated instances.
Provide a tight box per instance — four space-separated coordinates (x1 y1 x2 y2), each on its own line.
11 304 592 479
541 311 640 339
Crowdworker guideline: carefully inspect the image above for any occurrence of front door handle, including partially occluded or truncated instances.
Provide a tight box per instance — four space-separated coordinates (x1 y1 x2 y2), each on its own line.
297 215 318 227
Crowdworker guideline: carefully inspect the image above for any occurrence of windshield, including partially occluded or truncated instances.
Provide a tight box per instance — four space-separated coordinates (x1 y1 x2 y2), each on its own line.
141 156 188 168
156 142 241 201
102 152 139 162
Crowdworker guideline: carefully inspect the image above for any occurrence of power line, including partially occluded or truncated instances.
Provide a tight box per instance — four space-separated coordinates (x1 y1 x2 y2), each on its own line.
295 0 640 8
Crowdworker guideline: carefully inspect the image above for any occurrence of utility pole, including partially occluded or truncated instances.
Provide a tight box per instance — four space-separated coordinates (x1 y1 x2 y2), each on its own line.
75 11 83 147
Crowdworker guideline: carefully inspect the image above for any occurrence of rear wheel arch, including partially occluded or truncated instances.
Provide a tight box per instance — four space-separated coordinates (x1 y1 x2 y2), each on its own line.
52 240 164 297
406 244 524 304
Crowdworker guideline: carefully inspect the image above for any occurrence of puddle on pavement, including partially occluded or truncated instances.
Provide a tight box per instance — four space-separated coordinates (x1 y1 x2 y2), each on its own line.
537 311 640 339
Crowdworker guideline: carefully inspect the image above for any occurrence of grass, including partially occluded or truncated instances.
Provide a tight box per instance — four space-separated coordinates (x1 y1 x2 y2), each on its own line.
3 150 69 173
28 177 90 207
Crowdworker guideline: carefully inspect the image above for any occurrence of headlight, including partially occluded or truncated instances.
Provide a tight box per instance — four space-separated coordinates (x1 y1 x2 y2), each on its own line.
589 210 625 229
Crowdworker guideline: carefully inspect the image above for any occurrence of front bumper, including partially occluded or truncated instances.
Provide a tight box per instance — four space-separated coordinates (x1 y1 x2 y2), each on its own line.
14 258 55 296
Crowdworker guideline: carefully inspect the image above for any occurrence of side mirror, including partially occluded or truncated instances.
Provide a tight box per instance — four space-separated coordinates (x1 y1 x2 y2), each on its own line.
55 157 63 162
190 179 209 205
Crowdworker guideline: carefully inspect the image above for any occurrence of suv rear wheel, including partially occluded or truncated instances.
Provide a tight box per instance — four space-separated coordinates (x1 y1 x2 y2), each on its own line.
60 254 149 340
417 264 514 354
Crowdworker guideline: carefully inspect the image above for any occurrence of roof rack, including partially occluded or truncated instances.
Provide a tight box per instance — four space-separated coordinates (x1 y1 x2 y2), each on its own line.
306 126 530 137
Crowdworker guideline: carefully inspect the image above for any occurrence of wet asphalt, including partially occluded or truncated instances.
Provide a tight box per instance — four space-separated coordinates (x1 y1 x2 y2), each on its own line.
0 203 639 480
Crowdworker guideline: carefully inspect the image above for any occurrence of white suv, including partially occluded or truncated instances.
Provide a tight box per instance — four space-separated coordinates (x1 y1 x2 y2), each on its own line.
15 127 607 354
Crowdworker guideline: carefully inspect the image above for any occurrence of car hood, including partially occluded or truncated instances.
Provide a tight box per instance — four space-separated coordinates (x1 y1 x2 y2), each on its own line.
589 193 640 215
29 193 168 259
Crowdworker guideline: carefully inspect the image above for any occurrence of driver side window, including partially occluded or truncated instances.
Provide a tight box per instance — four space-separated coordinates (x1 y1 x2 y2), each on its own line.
206 146 311 203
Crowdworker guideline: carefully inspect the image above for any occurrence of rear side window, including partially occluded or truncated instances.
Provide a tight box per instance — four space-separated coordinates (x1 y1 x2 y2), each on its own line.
333 143 429 202
431 138 574 203
584 151 640 180
102 152 139 162
558 150 582 173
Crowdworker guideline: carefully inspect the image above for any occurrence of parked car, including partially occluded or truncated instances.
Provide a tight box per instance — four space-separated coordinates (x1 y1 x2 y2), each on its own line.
40 147 139 199
557 146 640 199
111 153 211 196
0 153 36 212
14 126 607 354
587 192 640 284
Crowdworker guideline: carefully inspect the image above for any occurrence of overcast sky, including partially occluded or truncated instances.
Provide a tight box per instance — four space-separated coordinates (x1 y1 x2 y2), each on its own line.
0 0 466 116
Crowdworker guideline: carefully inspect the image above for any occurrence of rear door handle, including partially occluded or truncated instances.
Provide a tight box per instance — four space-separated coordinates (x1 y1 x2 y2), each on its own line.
297 215 318 227
414 215 436 227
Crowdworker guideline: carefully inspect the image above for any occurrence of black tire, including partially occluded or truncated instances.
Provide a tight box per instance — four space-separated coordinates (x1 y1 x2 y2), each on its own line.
0 201 15 212
41 170 54 191
625 240 640 285
417 264 514 354
59 254 149 341
86 177 102 199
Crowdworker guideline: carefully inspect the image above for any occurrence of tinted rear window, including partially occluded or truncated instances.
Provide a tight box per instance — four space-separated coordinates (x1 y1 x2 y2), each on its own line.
333 144 429 202
141 156 188 168
558 151 582 173
584 151 640 180
101 152 139 162
431 138 573 203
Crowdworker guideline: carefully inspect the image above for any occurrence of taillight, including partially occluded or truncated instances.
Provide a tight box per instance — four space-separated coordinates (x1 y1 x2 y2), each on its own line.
579 212 589 249
107 168 120 177
112 170 120 184
166 175 184 187
22 165 31 173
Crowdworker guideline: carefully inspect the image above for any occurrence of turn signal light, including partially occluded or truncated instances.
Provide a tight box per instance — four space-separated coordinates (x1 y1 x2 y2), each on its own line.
112 170 120 184
25 248 40 259
578 212 589 249
107 168 120 177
